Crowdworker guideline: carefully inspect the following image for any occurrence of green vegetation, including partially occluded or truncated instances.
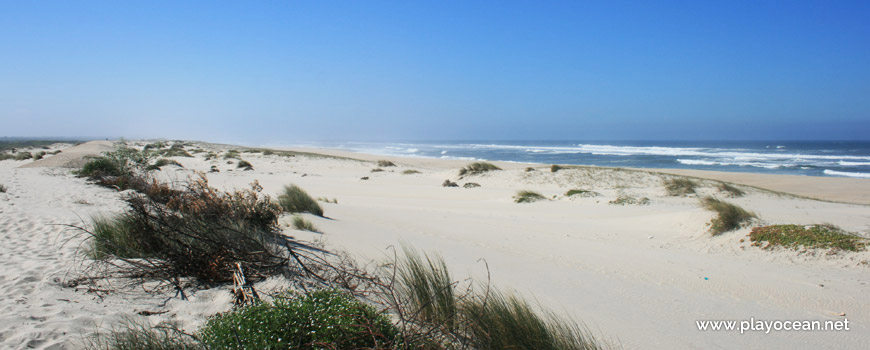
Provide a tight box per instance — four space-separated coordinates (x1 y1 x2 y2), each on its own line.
371 167 384 172
199 289 399 350
278 184 324 217
525 167 536 172
146 158 182 171
237 160 253 170
609 195 650 206
0 139 77 152
515 190 546 203
83 319 201 350
402 169 421 175
316 197 337 204
377 160 396 167
291 215 319 233
551 164 565 173
458 162 501 176
223 150 241 160
717 182 745 197
14 152 33 161
77 143 154 190
32 151 46 160
395 247 456 327
700 196 756 235
664 178 698 196
749 224 867 252
566 189 590 197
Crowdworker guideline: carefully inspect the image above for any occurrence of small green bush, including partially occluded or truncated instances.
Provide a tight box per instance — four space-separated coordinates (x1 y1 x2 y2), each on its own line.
262 149 275 156
79 157 125 178
14 152 33 161
223 150 241 160
32 151 46 160
278 184 323 216
371 168 384 172
515 190 546 203
377 160 396 167
551 164 565 173
459 162 501 176
146 158 182 171
749 224 867 252
292 215 319 232
609 195 650 206
664 178 698 196
700 196 756 235
717 182 745 197
565 189 589 197
402 169 421 175
237 160 253 170
198 289 399 350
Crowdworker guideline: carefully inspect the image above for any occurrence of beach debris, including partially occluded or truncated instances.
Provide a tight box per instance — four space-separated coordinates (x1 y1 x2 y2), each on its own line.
463 182 480 188
209 165 220 173
442 179 459 187
838 312 846 316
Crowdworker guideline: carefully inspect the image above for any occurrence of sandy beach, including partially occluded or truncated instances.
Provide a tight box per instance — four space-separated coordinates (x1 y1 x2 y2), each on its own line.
1 140 869 349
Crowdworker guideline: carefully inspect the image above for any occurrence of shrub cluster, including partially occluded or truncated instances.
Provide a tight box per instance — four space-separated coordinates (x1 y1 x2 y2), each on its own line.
377 160 396 167
458 162 501 176
402 169 421 175
292 215 319 232
515 190 546 203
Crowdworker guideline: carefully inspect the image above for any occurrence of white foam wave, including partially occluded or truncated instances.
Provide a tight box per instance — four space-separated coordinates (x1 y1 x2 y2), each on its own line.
677 159 784 169
823 170 870 178
839 161 870 166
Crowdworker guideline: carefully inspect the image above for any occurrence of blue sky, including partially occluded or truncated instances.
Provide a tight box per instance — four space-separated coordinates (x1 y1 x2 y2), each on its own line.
1 1 868 142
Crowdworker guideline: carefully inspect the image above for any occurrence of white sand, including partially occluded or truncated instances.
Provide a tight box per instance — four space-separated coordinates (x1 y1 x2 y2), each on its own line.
1 141 868 349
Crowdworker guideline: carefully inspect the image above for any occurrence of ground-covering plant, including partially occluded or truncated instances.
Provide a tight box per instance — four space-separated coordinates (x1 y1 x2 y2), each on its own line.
371 168 384 172
551 164 565 173
292 215 319 233
198 289 399 350
14 152 33 161
608 195 650 205
278 184 324 217
566 189 590 197
0 184 6 193
458 162 501 176
664 177 698 196
32 151 46 160
700 196 756 235
402 169 421 175
377 160 396 167
515 190 546 203
717 182 745 197
223 150 241 160
749 224 867 252
237 160 253 170
159 144 193 157
77 143 155 190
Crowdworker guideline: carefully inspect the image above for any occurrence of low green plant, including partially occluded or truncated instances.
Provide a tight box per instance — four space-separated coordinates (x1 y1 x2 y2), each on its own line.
749 224 867 252
83 319 202 350
278 184 323 216
292 215 319 232
377 160 396 167
395 247 457 328
458 162 501 176
551 164 565 173
316 197 337 204
146 158 182 171
160 144 193 157
402 169 421 175
14 152 33 161
700 196 756 235
565 189 589 197
223 150 241 160
717 182 745 197
198 289 399 350
262 149 275 156
237 160 253 170
515 190 546 203
371 168 384 172
32 151 46 160
609 195 650 206
664 178 698 196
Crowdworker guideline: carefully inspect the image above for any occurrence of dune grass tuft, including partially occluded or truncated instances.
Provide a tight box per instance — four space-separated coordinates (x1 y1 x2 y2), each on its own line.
0 184 6 193
551 164 565 173
566 189 590 197
84 319 201 350
609 195 650 206
664 178 698 196
402 169 421 175
458 162 501 176
292 215 319 233
278 184 324 217
717 182 745 197
146 158 182 171
14 152 33 161
371 168 384 172
237 160 253 170
700 196 756 235
749 224 867 252
377 160 396 167
515 190 546 203
395 247 457 328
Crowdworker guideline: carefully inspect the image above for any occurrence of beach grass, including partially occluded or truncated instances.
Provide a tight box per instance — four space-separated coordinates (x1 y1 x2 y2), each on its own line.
551 164 565 173
515 190 546 203
377 160 396 167
84 319 201 350
371 168 384 172
402 169 421 175
291 215 319 233
566 189 590 197
146 158 182 171
700 196 756 235
609 195 650 206
459 162 501 176
236 160 253 170
278 184 324 217
717 182 745 197
664 178 698 196
395 246 457 328
749 224 867 252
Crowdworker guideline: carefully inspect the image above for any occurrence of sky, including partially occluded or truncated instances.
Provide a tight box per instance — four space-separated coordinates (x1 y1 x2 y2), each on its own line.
1 1 869 143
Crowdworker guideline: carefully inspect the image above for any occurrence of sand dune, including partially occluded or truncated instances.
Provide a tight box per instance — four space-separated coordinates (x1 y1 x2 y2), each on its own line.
0 141 868 349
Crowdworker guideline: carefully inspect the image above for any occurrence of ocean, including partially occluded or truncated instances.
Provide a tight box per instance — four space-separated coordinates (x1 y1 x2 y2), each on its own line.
285 141 870 178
